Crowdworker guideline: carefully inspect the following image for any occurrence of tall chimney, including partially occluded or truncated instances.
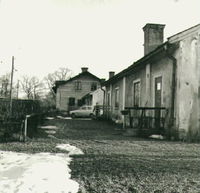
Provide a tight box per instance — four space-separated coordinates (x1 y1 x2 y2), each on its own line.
81 67 88 72
143 23 165 55
109 71 115 79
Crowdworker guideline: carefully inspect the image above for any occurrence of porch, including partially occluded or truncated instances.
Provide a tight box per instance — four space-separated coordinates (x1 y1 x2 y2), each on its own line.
123 107 168 137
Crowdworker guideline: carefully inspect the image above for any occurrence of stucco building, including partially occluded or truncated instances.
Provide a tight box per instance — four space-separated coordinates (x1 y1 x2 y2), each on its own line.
103 23 200 141
53 67 102 112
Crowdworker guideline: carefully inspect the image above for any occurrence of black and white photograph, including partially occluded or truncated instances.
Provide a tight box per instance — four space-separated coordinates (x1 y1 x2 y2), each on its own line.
0 0 200 192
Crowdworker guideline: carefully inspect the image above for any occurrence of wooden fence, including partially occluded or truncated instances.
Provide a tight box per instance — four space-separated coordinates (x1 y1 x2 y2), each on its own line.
0 98 42 141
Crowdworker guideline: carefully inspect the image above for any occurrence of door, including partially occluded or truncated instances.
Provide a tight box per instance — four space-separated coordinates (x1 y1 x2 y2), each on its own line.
155 76 162 128
155 76 162 107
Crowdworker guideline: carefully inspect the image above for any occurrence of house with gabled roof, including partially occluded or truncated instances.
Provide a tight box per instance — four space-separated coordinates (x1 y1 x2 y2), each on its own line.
102 23 200 141
53 67 102 112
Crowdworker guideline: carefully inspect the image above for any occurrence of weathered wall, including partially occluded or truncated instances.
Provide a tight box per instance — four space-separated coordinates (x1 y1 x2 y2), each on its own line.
170 27 200 140
91 88 104 106
125 68 146 107
110 78 124 121
104 54 173 129
150 57 173 109
56 75 100 111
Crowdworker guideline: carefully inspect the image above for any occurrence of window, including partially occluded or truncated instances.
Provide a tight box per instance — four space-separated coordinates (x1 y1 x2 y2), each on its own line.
91 82 97 91
75 81 82 90
77 99 82 106
107 92 110 106
68 97 75 106
115 88 119 108
133 81 140 107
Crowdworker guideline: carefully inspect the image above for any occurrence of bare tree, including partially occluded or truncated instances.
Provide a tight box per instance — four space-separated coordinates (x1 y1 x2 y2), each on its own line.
45 67 72 96
0 73 10 98
43 67 72 108
20 76 44 99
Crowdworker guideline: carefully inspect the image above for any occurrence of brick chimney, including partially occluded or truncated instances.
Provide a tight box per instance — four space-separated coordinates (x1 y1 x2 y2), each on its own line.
143 23 165 55
81 67 88 72
109 71 115 79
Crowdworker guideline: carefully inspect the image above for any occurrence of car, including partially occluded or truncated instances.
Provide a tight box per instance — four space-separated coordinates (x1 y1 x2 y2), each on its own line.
69 106 94 118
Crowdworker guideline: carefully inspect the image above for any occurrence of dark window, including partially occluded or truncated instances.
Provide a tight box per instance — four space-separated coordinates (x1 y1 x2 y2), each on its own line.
91 82 97 91
115 88 119 108
68 97 75 106
78 99 82 106
75 81 82 90
133 81 140 107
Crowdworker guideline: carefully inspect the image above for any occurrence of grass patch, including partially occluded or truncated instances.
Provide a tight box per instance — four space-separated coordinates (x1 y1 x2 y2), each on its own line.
53 119 200 193
1 118 200 192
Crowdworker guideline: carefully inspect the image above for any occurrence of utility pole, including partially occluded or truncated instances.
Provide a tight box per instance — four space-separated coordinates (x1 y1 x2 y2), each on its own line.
9 56 14 117
16 80 19 99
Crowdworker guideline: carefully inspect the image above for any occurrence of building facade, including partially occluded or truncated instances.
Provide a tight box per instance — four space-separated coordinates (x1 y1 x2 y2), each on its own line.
103 23 200 141
53 68 102 112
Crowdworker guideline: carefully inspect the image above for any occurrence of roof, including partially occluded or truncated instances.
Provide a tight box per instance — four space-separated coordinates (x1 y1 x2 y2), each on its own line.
103 23 200 86
168 23 200 42
52 71 101 93
102 42 169 86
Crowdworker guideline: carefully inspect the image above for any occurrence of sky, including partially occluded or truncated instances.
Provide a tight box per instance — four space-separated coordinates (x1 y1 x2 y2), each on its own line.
0 0 199 83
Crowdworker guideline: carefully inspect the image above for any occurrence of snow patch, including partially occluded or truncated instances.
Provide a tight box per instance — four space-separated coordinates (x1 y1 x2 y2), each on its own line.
149 134 164 140
56 144 84 155
45 117 54 120
40 125 58 129
57 116 72 120
0 144 83 193
45 130 56 134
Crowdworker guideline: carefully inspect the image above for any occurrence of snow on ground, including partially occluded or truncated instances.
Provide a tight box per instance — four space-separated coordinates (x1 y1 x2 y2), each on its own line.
56 144 84 155
45 117 54 120
0 144 83 193
40 125 58 135
40 125 58 129
57 116 72 120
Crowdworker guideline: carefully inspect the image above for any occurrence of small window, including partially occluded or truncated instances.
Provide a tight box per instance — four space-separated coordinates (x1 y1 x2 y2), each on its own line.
77 99 82 106
68 97 75 106
133 81 140 107
91 82 97 91
75 81 82 90
81 106 87 110
88 107 92 110
115 88 119 108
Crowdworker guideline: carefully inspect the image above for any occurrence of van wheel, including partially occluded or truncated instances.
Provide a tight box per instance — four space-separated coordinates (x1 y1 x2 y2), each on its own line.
71 114 76 119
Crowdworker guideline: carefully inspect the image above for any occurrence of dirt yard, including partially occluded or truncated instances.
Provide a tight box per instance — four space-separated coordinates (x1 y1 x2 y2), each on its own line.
1 117 200 193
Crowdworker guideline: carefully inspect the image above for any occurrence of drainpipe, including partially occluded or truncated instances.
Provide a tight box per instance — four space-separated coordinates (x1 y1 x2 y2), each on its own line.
100 86 106 117
165 44 177 137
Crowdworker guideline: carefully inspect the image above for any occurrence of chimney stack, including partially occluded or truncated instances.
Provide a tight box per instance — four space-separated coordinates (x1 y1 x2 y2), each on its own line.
109 71 115 79
143 23 165 55
81 67 88 72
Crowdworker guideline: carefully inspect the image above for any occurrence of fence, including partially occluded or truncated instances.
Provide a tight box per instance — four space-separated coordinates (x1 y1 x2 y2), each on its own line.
0 98 42 141
124 107 168 136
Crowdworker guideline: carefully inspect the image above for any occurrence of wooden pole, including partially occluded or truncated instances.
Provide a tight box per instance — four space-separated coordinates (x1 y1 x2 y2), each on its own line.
9 56 14 117
16 80 19 99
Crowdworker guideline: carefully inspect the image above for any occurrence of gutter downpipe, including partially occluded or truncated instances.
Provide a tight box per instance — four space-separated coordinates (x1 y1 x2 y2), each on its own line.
100 86 106 118
165 44 177 139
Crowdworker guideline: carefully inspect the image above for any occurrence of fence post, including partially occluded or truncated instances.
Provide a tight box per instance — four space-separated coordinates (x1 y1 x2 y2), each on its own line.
24 115 31 142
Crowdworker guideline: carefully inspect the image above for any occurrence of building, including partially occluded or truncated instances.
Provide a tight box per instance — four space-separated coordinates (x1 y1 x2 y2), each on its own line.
53 67 102 112
81 88 104 107
103 23 200 141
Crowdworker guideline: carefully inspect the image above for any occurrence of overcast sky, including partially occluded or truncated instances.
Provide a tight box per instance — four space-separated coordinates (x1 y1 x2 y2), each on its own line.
0 0 199 82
